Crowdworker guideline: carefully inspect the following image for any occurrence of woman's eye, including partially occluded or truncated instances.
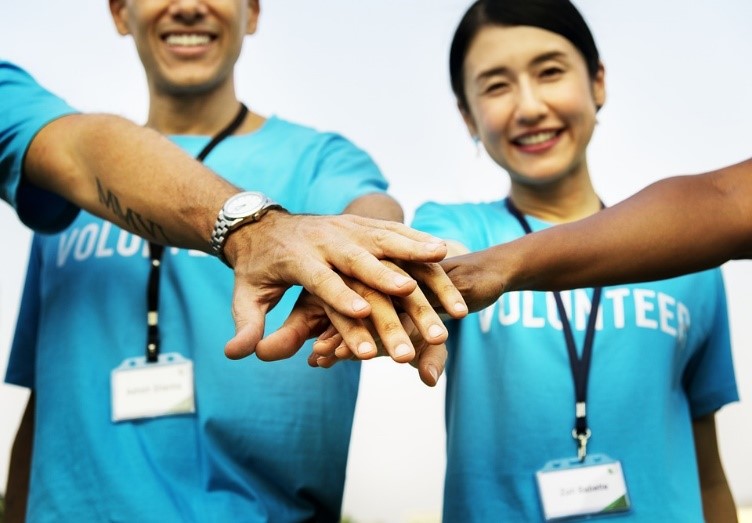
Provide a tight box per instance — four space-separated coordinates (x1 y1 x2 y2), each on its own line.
484 81 509 94
540 67 564 79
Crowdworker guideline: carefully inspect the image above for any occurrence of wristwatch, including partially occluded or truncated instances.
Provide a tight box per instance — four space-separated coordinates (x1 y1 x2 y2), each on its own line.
210 191 283 266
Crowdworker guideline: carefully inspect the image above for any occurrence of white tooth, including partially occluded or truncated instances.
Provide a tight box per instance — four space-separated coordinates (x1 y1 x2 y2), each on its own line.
518 131 556 145
166 34 211 46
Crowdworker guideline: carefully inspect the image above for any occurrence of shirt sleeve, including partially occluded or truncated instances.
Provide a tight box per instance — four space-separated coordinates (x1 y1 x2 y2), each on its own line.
0 61 80 232
682 269 739 418
411 201 468 244
303 133 388 215
5 236 44 389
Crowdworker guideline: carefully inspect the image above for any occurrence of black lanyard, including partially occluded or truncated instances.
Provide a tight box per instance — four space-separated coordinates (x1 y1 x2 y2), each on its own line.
504 197 602 461
145 103 249 363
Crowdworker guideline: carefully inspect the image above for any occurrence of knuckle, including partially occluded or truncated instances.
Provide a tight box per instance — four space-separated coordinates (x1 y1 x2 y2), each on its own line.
307 266 338 294
371 228 390 246
357 285 384 302
423 261 448 278
343 247 371 270
411 302 435 319
379 319 404 336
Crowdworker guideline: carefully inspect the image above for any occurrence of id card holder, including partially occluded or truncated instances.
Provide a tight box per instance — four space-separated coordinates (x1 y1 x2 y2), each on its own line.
536 454 631 521
111 352 196 422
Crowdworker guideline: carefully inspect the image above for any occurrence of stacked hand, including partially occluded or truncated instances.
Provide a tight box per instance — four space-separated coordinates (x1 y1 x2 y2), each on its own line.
254 257 468 386
223 211 467 362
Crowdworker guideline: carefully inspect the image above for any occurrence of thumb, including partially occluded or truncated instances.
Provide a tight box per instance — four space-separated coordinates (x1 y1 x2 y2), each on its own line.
224 282 271 360
255 325 308 362
256 293 329 361
225 319 265 359
415 342 447 387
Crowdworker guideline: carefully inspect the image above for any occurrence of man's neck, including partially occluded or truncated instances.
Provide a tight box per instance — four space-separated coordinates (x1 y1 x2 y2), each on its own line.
146 82 246 136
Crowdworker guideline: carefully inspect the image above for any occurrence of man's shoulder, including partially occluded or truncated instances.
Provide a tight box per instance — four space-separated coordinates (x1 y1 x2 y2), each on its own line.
263 115 326 138
262 115 356 150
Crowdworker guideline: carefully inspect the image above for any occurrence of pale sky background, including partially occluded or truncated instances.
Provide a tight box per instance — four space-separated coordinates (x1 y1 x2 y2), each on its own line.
1 1 751 521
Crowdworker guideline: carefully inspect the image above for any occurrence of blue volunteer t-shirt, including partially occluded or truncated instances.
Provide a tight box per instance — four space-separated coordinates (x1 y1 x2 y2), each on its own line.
0 60 78 231
412 199 738 523
7 116 387 522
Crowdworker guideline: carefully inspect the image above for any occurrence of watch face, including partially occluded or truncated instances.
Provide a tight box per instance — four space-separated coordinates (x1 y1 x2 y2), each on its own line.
224 192 266 219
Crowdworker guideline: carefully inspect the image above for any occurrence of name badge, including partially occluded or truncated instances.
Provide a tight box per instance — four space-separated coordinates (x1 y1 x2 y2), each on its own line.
536 454 631 521
111 352 196 422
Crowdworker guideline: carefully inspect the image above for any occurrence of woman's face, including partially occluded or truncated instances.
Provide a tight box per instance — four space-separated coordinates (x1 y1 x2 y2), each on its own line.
109 0 258 96
460 24 605 187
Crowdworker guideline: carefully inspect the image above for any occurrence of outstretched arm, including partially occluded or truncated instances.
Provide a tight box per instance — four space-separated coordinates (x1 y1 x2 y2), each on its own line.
25 115 455 358
440 157 752 311
25 113 239 248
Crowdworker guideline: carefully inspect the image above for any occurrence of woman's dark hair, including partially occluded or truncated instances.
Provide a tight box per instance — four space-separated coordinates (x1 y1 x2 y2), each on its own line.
450 0 600 110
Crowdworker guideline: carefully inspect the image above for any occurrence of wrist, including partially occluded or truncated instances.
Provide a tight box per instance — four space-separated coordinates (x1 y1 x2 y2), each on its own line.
210 191 285 267
221 207 288 268
495 236 537 293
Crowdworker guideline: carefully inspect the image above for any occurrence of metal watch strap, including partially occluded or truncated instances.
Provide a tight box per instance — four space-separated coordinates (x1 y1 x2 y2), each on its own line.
210 203 282 267
209 209 234 264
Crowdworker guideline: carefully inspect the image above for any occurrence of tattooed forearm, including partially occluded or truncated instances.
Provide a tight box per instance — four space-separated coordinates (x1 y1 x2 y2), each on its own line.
96 178 171 243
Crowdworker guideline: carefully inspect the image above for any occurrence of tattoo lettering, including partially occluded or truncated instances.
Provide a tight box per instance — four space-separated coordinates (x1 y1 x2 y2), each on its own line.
96 178 171 243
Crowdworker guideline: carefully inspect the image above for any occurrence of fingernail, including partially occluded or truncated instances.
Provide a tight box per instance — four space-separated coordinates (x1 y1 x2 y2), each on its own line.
428 324 445 338
316 357 328 366
353 298 368 312
454 302 468 313
395 344 411 357
357 342 374 355
428 365 439 383
393 274 412 287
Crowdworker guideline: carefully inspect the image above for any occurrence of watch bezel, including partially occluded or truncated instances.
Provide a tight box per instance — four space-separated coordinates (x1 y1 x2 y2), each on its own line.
222 191 268 221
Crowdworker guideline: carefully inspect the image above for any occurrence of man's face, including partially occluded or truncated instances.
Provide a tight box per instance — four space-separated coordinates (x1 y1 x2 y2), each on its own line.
109 0 259 96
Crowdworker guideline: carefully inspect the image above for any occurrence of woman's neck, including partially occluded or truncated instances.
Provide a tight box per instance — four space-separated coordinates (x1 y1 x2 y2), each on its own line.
508 170 601 224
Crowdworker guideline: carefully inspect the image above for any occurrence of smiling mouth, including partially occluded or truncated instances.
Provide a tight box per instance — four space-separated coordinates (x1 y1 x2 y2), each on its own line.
164 33 214 47
513 130 560 146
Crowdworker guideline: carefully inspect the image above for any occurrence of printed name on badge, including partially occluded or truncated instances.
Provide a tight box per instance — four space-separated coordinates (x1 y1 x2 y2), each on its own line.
536 454 630 521
111 352 196 422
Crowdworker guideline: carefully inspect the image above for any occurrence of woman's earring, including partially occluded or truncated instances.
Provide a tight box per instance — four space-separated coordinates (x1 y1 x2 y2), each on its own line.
473 135 481 157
